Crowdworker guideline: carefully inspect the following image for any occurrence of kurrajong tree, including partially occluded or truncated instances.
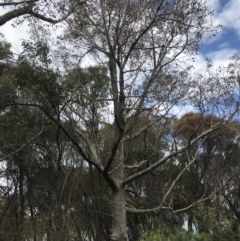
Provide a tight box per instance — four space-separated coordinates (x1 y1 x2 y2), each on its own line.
2 0 240 241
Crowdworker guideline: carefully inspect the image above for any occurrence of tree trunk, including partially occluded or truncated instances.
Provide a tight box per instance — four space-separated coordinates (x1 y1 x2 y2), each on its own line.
18 159 25 241
111 187 127 241
188 213 193 232
89 164 102 241
110 143 127 241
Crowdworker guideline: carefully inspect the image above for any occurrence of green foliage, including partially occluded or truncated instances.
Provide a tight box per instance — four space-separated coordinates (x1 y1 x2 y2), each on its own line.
0 39 113 240
15 61 63 108
14 41 64 110
65 65 110 103
19 40 52 67
0 33 12 60
190 197 240 241
0 73 17 109
139 229 212 241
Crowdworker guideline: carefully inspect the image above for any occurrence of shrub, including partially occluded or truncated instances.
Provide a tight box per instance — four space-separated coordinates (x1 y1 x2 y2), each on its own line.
139 229 212 241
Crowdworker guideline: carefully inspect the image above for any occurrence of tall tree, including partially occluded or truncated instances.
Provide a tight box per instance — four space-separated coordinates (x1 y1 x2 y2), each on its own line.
49 1 240 240
2 1 240 240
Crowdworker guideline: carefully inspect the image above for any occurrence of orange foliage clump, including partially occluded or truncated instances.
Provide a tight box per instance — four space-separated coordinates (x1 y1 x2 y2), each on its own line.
172 112 238 140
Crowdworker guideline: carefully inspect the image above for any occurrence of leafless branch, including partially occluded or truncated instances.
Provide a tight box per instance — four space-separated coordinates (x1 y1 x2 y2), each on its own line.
125 160 148 170
126 193 214 214
0 1 86 26
123 119 231 185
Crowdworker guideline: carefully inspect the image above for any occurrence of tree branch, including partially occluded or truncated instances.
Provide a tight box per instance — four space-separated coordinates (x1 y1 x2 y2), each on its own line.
0 1 86 26
3 102 122 191
0 0 38 6
124 115 167 142
126 193 213 214
0 126 43 161
163 194 214 214
123 120 230 185
126 152 209 214
124 160 148 170
0 4 33 26
29 9 70 24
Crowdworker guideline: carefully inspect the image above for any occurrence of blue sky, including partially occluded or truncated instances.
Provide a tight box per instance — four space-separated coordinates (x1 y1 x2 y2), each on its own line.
194 0 240 70
209 1 240 52
200 27 239 54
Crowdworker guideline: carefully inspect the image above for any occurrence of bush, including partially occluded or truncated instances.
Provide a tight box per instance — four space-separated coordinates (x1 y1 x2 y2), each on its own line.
139 229 212 241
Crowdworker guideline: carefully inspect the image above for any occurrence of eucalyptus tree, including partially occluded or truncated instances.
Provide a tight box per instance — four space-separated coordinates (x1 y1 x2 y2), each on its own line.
47 1 240 240
2 0 240 240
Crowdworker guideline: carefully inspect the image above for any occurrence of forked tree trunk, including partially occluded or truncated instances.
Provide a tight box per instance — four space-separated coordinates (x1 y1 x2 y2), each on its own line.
108 51 127 240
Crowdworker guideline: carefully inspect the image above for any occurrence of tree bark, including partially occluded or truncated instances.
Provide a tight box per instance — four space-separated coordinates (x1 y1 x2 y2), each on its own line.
18 158 25 241
111 187 127 241
110 140 127 241
0 5 33 26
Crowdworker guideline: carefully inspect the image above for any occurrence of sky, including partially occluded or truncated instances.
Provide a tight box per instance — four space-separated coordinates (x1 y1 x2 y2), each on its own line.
0 0 240 72
0 0 239 118
0 0 240 67
195 0 240 70
0 2 238 105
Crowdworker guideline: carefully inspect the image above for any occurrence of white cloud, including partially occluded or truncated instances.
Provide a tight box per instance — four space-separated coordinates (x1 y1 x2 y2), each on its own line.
218 41 230 49
192 47 240 73
1 22 30 54
207 0 222 13
169 104 195 118
214 0 240 37
207 48 240 68
202 0 240 46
